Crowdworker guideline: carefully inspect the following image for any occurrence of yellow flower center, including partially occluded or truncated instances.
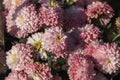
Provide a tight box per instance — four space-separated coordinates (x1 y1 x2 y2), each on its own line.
12 0 22 7
50 0 59 7
12 54 17 61
106 59 112 65
33 41 42 51
56 34 62 41
18 15 25 24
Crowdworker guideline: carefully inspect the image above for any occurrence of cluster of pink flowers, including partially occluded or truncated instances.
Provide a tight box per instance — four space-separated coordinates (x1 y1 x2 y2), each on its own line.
6 43 53 80
3 0 120 80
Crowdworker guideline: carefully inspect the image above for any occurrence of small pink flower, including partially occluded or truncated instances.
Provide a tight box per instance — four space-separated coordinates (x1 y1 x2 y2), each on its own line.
38 2 64 27
6 43 34 71
86 1 114 26
79 24 101 44
6 3 40 38
68 54 96 80
88 43 120 74
25 62 53 80
41 26 67 58
3 0 27 11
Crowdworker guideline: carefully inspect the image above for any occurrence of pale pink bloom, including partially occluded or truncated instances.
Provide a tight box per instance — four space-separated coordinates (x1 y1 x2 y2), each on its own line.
3 0 27 11
41 27 67 58
27 32 47 59
25 62 53 80
5 71 33 80
86 1 114 26
68 54 96 80
79 24 101 44
27 32 44 51
90 43 120 74
64 6 87 28
6 43 34 71
38 3 64 27
6 3 39 38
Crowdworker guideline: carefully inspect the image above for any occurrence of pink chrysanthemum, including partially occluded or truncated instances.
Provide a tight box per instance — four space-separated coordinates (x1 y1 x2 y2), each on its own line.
64 6 87 28
6 43 34 71
6 3 40 38
41 27 67 58
86 1 114 26
79 24 101 44
38 2 64 27
25 62 53 80
89 43 120 74
74 0 93 8
3 0 27 11
5 71 33 80
83 40 102 56
68 54 96 80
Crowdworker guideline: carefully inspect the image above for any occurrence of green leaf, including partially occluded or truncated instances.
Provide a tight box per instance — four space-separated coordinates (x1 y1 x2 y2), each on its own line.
112 34 120 41
107 23 112 29
57 58 66 65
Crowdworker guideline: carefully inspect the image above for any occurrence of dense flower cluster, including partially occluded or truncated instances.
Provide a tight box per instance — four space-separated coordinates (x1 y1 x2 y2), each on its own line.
3 0 120 80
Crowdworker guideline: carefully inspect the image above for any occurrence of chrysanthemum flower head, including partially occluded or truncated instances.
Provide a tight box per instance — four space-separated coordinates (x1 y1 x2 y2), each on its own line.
64 6 87 28
27 32 47 59
68 54 96 80
5 71 33 80
79 24 101 44
86 1 114 26
91 43 120 74
27 32 44 51
6 43 34 71
3 0 27 10
41 26 67 58
38 2 64 27
25 62 53 80
6 3 40 38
